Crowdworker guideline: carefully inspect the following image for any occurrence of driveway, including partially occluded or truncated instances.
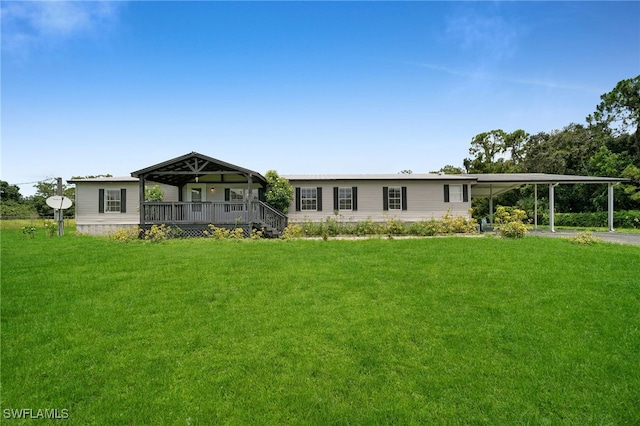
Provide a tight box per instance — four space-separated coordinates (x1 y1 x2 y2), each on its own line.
529 230 640 247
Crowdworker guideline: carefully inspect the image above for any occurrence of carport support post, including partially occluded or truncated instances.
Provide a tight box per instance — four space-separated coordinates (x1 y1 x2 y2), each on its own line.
489 184 494 226
549 183 558 233
534 184 538 230
608 183 615 232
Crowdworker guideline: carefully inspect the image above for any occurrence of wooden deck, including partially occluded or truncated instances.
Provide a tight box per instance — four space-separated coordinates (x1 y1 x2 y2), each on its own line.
141 200 287 236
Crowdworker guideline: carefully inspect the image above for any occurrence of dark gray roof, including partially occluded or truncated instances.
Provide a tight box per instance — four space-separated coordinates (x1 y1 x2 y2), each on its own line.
131 152 267 187
68 176 139 184
465 173 627 184
284 174 473 181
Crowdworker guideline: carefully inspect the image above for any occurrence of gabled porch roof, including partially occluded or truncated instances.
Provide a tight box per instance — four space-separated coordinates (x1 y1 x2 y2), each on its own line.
131 152 267 187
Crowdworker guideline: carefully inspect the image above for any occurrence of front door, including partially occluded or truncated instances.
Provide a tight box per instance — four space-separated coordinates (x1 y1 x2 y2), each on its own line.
189 186 205 219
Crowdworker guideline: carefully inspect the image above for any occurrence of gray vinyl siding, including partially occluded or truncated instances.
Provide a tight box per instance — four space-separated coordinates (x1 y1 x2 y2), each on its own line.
287 180 472 223
74 182 141 226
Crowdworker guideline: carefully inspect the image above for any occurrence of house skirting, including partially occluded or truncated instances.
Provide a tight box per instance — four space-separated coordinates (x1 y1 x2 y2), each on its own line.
76 223 139 236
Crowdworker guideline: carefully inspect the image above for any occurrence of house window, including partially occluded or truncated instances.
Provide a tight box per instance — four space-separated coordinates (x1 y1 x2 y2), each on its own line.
99 188 126 213
229 188 245 201
383 186 406 211
300 187 318 211
228 188 245 211
388 187 402 210
338 187 352 210
105 189 121 213
449 185 463 202
444 184 468 203
191 187 202 212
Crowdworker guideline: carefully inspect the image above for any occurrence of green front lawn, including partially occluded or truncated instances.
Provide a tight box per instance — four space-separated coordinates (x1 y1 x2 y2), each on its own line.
2 230 639 424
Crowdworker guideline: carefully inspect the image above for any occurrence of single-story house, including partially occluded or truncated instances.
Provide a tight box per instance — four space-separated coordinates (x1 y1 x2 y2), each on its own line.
69 152 627 236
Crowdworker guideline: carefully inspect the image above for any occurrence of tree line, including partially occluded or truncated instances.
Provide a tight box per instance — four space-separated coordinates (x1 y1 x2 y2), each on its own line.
435 75 640 217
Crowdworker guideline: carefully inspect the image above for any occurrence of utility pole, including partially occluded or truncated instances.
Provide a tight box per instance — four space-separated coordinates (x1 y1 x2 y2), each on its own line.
57 177 64 236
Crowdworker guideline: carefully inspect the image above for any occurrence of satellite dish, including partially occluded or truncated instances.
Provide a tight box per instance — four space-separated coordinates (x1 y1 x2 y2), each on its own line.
46 195 73 210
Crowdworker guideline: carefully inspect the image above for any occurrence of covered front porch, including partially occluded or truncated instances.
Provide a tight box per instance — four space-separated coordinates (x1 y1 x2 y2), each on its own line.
132 152 287 236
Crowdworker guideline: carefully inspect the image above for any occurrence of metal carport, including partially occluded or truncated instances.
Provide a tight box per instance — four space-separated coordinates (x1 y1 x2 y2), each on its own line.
465 173 628 232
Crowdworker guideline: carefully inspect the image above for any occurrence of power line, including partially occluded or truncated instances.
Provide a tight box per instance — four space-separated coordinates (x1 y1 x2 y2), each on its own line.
11 178 57 186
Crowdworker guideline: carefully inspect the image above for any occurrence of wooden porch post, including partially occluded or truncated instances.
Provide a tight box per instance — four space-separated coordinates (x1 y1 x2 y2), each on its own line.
247 174 254 226
139 174 146 226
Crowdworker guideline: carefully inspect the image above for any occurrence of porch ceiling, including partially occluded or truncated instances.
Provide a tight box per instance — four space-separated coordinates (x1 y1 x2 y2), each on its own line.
131 152 267 187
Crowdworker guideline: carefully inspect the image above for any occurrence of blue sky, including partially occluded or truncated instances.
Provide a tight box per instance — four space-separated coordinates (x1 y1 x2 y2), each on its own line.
2 1 639 196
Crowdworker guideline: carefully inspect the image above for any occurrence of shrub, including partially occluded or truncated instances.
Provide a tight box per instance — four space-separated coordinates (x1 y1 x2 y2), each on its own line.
300 219 324 237
229 228 245 239
144 185 164 202
250 229 263 240
110 226 141 242
549 210 640 229
205 225 232 240
355 218 380 236
408 219 441 236
281 224 304 240
143 224 171 243
381 217 406 235
568 231 601 245
494 206 529 239
265 170 293 214
442 211 477 234
22 226 36 239
499 221 528 238
44 221 57 237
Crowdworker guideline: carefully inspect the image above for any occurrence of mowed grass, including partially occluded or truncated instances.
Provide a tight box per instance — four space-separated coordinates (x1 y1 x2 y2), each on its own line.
1 229 639 425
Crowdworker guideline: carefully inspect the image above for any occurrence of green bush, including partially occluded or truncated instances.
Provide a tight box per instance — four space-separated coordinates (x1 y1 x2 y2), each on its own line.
495 206 529 238
408 219 441 236
287 212 477 238
548 210 640 229
110 226 141 242
281 224 304 240
143 224 171 243
442 211 477 234
568 231 601 245
381 217 407 235
355 218 381 236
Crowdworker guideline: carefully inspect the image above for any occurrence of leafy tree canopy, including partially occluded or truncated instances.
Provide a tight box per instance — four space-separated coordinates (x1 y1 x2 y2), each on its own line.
145 185 164 202
265 170 293 214
431 165 464 175
1 180 22 202
587 75 640 158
